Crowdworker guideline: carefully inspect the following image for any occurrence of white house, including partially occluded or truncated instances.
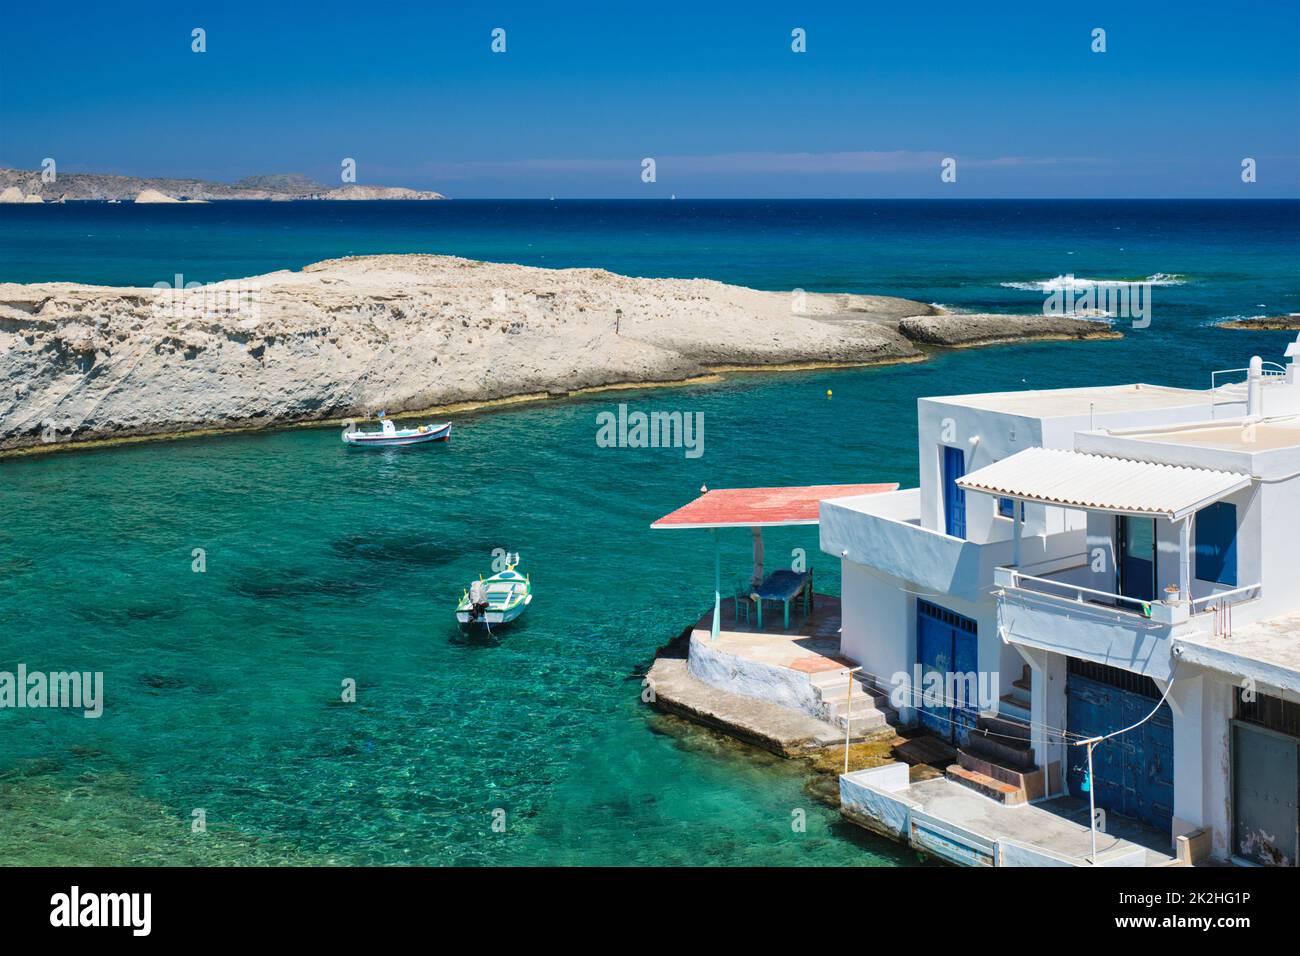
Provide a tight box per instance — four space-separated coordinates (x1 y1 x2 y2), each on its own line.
823 347 1300 866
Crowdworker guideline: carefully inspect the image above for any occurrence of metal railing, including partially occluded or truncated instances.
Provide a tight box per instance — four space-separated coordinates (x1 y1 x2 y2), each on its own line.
1003 567 1262 635
1210 363 1287 418
1191 583 1262 639
1211 362 1287 390
1001 567 1153 616
1189 583 1261 612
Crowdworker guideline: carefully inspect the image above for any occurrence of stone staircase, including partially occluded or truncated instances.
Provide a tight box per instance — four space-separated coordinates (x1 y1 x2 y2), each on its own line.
807 670 898 737
998 664 1032 724
945 713 1045 806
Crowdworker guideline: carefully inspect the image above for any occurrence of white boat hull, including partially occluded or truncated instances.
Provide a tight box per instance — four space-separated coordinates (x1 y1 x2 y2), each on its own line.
344 422 451 447
456 571 532 630
456 601 528 628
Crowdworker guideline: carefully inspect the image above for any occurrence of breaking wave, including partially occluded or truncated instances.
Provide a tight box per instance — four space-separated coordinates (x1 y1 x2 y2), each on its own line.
1001 273 1187 292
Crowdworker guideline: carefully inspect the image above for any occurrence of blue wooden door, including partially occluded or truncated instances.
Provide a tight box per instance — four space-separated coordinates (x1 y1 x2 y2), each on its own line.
1066 668 1174 833
1117 515 1156 603
942 446 966 539
917 600 979 745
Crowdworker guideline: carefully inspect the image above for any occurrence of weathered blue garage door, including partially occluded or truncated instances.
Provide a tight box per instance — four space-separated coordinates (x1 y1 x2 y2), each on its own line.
1066 661 1174 834
917 600 979 745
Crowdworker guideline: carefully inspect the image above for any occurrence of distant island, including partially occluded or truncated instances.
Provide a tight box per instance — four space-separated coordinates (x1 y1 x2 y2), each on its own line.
0 168 446 203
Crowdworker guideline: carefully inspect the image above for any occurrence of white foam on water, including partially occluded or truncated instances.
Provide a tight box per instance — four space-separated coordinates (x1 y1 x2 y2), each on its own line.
1001 273 1187 292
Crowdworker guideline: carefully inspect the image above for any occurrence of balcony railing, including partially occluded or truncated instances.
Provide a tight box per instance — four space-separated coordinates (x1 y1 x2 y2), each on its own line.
993 566 1263 679
1001 567 1155 617
1191 583 1262 639
1210 362 1287 418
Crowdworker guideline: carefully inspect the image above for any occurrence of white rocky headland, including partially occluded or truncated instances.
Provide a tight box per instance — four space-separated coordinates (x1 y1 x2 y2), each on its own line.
0 255 1114 452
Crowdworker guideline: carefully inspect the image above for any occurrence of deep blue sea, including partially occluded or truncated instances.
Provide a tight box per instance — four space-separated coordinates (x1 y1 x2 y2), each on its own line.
0 200 1296 864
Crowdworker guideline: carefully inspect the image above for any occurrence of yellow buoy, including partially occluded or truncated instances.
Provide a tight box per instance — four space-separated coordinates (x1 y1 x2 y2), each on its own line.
826 389 833 399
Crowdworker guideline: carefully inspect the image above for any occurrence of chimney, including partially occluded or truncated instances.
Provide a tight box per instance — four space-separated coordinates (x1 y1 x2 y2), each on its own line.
1247 355 1262 418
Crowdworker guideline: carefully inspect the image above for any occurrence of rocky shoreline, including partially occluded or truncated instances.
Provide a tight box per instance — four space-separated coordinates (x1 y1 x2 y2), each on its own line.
0 254 1116 454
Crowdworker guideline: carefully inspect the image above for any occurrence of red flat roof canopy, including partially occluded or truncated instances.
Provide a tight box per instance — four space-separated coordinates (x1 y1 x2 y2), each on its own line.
651 483 897 529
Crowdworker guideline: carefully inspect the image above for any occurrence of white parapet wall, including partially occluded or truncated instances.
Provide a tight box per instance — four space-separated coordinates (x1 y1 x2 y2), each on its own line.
839 763 914 842
686 632 824 718
839 765 1150 867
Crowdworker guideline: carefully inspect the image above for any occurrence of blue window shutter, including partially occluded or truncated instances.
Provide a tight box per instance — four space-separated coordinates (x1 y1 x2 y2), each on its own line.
998 497 1015 518
1195 502 1237 587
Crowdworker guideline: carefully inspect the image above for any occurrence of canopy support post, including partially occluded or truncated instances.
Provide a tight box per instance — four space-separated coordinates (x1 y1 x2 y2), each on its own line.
712 529 721 642
1179 515 1192 601
1012 499 1023 567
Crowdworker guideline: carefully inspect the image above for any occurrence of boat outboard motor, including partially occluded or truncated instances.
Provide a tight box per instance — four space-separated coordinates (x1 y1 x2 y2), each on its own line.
468 579 489 622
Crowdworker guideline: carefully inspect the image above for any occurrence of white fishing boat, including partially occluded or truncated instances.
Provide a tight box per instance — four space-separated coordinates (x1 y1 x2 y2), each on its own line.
456 555 532 631
342 416 451 447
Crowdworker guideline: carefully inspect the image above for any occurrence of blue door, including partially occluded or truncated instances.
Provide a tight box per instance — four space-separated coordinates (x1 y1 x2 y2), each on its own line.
942 446 966 539
917 600 979 745
1066 664 1174 834
1117 515 1157 603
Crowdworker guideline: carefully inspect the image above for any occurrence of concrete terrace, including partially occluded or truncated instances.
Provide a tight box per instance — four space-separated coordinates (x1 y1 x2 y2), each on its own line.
691 593 851 674
842 764 1180 867
645 594 906 755
1176 610 1300 699
686 595 902 738
931 383 1211 417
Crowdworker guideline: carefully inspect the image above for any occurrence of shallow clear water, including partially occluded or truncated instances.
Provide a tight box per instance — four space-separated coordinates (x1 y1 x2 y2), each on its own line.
0 200 1296 864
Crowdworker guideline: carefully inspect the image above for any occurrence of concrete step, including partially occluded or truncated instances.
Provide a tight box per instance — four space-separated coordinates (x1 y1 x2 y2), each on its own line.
998 693 1031 724
965 729 1037 771
893 733 959 768
840 684 894 711
810 673 898 736
977 713 1033 743
807 669 856 690
957 750 1045 802
835 710 892 735
823 697 893 723
810 677 861 700
944 763 1027 806
812 675 880 706
823 695 885 719
809 671 890 697
1012 663 1032 694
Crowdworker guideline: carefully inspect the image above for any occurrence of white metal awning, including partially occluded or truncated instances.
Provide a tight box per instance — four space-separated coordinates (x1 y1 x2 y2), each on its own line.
956 447 1251 520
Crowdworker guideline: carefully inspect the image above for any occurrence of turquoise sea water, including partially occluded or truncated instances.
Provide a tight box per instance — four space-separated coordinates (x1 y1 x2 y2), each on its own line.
0 201 1296 864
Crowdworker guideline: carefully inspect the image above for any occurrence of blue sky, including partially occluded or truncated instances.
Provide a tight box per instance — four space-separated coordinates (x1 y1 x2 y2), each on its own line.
1 1 1297 197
